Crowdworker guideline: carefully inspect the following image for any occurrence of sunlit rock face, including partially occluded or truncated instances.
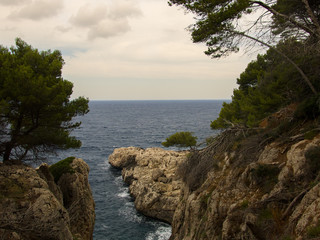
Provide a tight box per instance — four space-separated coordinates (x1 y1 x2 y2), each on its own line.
109 147 188 223
110 133 320 240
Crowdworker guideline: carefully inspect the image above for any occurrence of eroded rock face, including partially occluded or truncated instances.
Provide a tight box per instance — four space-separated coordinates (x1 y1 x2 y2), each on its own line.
0 158 95 240
169 134 320 240
0 164 73 240
58 158 95 240
109 147 188 223
110 134 320 240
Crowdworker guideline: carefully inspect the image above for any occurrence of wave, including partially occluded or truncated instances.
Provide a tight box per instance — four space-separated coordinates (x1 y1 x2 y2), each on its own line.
145 226 172 240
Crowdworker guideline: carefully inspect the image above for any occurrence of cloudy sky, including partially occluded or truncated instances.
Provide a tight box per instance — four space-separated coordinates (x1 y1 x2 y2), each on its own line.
0 0 257 100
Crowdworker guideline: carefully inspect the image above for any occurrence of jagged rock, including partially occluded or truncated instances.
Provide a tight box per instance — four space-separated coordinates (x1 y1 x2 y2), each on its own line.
58 158 96 240
169 133 320 240
0 158 95 240
0 163 73 240
109 147 187 223
109 133 320 240
37 163 63 204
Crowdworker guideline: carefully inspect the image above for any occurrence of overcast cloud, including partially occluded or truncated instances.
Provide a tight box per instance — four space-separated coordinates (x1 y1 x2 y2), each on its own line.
9 0 64 20
70 1 142 40
0 0 27 6
0 0 256 100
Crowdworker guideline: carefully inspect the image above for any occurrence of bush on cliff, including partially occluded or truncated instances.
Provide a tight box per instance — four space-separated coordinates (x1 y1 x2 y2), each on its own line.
211 40 320 129
49 157 75 183
162 131 198 149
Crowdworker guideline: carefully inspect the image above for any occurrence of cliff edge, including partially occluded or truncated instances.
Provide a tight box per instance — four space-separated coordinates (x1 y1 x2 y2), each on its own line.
108 147 187 223
109 128 320 240
0 158 95 240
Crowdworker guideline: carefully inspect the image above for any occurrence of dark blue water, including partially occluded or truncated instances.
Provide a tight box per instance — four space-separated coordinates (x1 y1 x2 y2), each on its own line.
49 100 224 240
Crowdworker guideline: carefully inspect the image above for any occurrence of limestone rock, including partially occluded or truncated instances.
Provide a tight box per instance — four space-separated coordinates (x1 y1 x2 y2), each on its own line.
109 147 187 223
0 158 95 240
109 133 320 240
0 163 73 240
169 133 320 240
58 158 96 240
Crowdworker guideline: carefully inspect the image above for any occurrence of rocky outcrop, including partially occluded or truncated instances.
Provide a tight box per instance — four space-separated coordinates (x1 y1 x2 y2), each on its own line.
58 158 95 240
0 158 95 240
108 147 188 223
109 131 320 240
169 132 320 240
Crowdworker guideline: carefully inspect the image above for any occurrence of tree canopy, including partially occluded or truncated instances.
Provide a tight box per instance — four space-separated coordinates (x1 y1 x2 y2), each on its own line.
168 0 320 57
0 38 89 163
162 131 198 149
168 0 320 95
211 39 320 129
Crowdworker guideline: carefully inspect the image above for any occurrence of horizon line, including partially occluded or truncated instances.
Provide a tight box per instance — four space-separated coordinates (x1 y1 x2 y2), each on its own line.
87 99 231 101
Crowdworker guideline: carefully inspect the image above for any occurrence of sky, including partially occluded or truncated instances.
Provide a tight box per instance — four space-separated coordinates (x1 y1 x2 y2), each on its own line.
0 0 258 100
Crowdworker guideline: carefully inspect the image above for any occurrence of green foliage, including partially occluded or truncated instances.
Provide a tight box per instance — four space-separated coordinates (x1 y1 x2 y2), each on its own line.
305 146 320 179
162 131 198 149
169 0 320 129
0 177 28 200
49 157 75 183
307 222 320 238
168 0 320 59
304 129 320 140
211 39 320 129
251 164 280 193
239 199 249 210
294 95 320 120
0 38 89 162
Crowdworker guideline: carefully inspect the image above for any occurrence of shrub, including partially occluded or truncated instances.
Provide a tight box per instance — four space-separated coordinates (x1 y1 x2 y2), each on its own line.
307 222 320 238
294 95 320 120
251 164 280 193
162 131 198 149
49 157 75 183
305 146 320 178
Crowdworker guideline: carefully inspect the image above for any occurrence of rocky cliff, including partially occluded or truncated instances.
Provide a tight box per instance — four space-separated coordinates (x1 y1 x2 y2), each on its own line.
0 158 95 240
108 147 188 223
109 129 320 240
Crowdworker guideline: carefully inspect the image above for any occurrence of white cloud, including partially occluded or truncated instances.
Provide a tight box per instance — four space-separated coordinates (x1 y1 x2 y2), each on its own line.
0 0 27 6
69 0 142 40
88 19 130 40
0 0 258 100
9 0 63 20
108 0 142 19
70 4 108 27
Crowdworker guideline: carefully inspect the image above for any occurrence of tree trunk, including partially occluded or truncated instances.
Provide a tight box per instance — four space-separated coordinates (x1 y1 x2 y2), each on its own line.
3 143 13 163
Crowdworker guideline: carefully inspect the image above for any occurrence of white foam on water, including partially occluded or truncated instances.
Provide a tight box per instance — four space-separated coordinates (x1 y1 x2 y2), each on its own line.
145 226 172 240
117 188 130 199
118 202 143 223
114 175 124 186
97 160 111 170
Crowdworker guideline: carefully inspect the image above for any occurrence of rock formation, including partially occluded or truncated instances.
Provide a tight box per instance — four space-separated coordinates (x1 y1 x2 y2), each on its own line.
169 132 320 240
109 131 320 240
0 158 95 240
108 147 188 223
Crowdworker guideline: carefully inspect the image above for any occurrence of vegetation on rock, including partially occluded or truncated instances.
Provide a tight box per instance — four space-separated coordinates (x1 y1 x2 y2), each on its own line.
49 156 76 183
162 131 198 149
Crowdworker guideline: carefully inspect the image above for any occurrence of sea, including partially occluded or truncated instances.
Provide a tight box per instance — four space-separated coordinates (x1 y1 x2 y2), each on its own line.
48 100 225 240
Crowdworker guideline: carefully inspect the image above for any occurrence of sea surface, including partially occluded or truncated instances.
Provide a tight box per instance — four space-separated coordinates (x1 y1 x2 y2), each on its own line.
49 100 225 240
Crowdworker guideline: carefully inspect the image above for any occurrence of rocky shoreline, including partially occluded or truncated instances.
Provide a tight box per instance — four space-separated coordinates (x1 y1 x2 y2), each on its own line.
108 147 187 224
109 132 320 240
0 158 95 240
